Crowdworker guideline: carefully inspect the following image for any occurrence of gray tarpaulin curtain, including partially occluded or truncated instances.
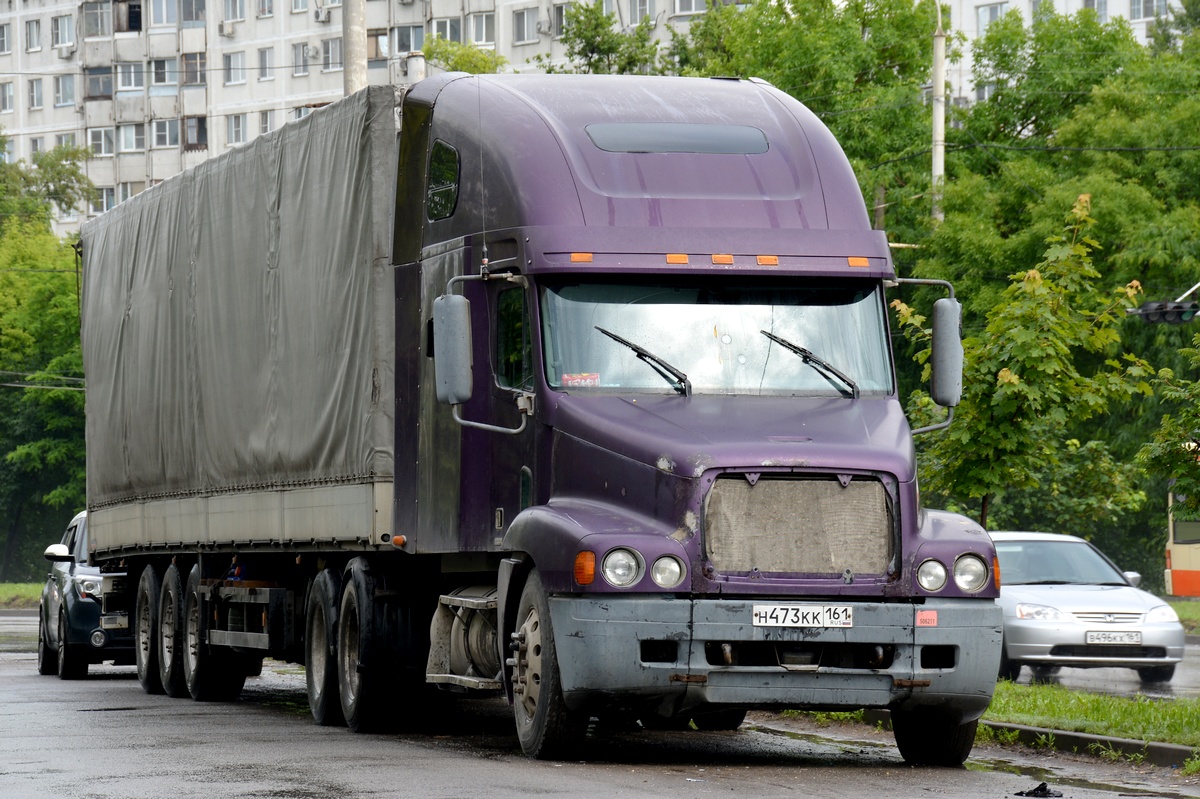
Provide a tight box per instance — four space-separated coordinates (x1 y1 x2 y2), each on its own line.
81 86 398 508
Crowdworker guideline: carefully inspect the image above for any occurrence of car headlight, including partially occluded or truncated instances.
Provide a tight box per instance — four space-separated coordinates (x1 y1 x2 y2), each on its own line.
953 555 989 593
601 548 642 588
1146 605 1179 624
650 556 685 588
1015 603 1069 622
73 575 101 600
917 559 947 591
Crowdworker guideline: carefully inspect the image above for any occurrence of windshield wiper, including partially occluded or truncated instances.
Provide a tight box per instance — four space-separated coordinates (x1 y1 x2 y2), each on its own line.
760 331 859 399
595 326 692 397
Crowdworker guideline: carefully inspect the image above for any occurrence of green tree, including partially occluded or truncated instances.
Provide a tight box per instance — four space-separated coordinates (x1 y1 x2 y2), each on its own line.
424 36 509 74
0 143 94 226
530 1 659 74
896 196 1152 529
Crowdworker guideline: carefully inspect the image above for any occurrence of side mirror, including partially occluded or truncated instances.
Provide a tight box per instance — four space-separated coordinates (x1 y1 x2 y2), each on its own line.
44 543 73 562
1123 570 1142 588
432 294 474 406
929 297 963 408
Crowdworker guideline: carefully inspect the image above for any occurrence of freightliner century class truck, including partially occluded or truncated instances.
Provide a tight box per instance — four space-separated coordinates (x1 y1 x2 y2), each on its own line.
80 75 1002 765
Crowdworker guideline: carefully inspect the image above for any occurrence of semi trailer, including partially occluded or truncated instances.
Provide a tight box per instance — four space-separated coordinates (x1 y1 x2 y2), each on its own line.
80 74 1001 765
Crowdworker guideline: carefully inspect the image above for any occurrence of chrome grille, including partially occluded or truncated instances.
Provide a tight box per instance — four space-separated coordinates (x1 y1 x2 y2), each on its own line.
704 476 892 575
1073 612 1142 624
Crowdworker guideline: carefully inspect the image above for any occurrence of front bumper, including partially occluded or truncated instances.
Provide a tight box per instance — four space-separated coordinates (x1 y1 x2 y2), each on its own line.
549 596 1001 720
1003 619 1185 669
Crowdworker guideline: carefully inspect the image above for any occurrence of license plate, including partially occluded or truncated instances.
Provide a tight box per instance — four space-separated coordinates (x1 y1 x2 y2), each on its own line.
752 604 853 628
1085 630 1142 645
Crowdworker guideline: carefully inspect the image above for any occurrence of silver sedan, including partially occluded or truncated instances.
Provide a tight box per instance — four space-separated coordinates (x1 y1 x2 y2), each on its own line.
991 531 1185 683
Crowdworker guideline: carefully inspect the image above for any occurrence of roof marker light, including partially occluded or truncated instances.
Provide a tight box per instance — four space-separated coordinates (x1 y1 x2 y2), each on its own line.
848 256 870 267
712 254 734 265
666 253 689 265
571 252 593 263
757 255 779 266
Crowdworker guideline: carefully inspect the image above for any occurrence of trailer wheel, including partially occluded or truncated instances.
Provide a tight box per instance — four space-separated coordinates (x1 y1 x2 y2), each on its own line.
158 564 188 697
57 609 87 680
37 615 56 675
511 570 584 759
182 564 246 702
305 568 344 726
891 707 977 766
133 565 164 694
338 559 381 733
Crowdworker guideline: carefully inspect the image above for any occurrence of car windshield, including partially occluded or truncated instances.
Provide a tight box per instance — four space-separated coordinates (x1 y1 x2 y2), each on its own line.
995 539 1126 586
539 277 893 396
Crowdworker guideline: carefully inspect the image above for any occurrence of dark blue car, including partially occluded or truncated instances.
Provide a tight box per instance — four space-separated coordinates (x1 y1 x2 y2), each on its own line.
38 511 134 678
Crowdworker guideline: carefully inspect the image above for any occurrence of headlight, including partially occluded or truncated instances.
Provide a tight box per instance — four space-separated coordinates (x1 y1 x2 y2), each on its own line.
1146 605 1180 624
602 548 642 588
917 559 947 591
73 575 101 599
1015 603 1068 622
650 556 685 588
953 555 989 593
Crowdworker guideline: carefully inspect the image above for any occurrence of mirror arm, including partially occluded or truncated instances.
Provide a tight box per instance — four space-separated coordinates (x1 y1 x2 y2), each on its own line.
911 406 953 436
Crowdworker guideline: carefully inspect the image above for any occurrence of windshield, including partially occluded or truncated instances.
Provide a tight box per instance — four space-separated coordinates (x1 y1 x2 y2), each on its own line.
539 277 893 396
995 539 1126 586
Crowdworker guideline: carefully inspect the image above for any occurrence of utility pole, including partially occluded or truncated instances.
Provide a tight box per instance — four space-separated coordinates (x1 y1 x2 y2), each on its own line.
343 0 368 95
932 6 946 223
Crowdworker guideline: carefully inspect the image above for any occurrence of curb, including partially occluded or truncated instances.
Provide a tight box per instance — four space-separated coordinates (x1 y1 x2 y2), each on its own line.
863 710 1195 768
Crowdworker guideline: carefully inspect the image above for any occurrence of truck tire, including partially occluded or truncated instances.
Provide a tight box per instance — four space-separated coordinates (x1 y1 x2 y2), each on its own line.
158 564 188 697
57 609 87 680
37 615 57 675
134 565 164 694
305 568 344 727
891 707 977 766
182 564 246 701
511 570 585 759
338 559 382 733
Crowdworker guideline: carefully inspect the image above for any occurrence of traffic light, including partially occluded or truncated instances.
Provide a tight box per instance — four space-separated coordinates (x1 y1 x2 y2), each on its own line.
1131 300 1200 324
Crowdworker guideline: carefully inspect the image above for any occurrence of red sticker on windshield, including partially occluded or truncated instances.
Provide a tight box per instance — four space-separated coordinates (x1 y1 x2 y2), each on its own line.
562 373 600 387
916 610 938 627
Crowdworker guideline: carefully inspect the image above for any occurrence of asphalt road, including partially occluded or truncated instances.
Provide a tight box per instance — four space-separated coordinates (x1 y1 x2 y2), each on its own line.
2 610 1198 799
1009 640 1200 699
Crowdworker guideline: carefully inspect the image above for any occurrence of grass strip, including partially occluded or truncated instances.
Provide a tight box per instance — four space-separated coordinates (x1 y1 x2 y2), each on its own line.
0 583 41 609
1169 600 1200 635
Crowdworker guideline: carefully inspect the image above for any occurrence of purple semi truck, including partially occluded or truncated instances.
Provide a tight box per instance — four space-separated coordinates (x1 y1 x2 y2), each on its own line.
80 75 1001 765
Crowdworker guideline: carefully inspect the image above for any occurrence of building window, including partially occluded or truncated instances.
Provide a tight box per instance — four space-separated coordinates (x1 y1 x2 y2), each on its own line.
89 127 116 156
224 52 246 84
326 0 340 7
86 68 114 100
182 0 205 23
227 113 246 145
629 0 652 22
294 105 312 120
119 123 146 151
92 187 116 214
292 0 307 10
260 109 275 134
258 47 274 79
1082 0 1107 22
118 182 143 203
1130 0 1164 19
293 43 310 75
51 15 75 47
432 18 461 43
469 12 494 45
56 132 77 148
0 141 13 165
552 4 567 37
0 83 13 113
83 3 114 36
391 25 423 53
117 62 146 90
153 118 179 147
225 0 245 21
977 2 1009 33
257 0 273 16
151 58 177 85
54 75 75 106
367 29 388 62
322 37 342 71
184 116 207 150
30 137 44 156
513 9 538 44
28 79 43 110
0 24 10 54
152 0 178 25
26 19 42 51
183 53 206 85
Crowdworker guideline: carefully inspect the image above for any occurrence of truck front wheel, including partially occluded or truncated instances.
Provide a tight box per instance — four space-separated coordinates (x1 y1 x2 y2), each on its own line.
891 707 977 766
511 571 584 759
134 565 164 693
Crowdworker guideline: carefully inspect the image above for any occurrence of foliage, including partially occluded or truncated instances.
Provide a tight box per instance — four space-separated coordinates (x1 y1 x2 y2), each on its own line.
423 36 509 74
0 144 94 225
529 1 659 74
895 196 1151 528
1138 336 1200 517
